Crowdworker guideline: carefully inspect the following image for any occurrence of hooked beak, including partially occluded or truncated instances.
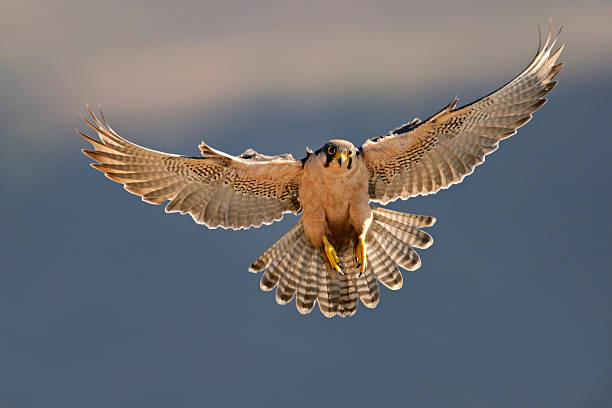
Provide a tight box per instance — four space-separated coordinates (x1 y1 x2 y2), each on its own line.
334 152 348 167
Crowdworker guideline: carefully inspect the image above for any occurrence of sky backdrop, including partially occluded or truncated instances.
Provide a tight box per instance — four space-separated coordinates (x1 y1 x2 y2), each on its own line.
1 1 611 407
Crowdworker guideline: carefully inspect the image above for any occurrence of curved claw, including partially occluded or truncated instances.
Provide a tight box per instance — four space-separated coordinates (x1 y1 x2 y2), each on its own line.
355 237 367 276
322 235 342 275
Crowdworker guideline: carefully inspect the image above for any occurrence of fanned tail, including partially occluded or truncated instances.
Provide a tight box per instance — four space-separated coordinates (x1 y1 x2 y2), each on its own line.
248 206 435 317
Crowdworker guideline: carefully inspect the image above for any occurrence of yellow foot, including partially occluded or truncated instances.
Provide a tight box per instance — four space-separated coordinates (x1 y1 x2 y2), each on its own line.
355 237 367 276
322 235 342 276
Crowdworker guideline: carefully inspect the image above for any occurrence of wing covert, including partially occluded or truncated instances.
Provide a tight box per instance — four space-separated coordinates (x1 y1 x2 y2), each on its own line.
80 108 302 229
361 23 564 204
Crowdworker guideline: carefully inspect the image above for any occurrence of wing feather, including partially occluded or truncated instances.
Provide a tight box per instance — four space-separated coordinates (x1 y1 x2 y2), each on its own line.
361 23 563 204
80 108 303 229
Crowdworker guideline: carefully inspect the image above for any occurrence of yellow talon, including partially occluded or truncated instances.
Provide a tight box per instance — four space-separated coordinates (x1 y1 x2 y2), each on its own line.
322 235 342 275
355 237 367 275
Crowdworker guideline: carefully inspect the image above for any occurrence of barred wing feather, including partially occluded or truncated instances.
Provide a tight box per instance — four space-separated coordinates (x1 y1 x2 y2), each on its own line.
362 24 564 204
80 108 302 230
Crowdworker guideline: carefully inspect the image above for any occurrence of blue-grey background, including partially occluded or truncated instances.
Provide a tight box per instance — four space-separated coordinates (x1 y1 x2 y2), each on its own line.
1 1 611 407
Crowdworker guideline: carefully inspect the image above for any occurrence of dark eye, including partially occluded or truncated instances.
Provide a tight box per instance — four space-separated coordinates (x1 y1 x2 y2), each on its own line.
327 146 336 155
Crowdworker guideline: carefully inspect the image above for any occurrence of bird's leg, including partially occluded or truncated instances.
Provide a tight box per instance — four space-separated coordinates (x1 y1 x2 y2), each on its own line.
355 236 367 276
322 235 342 277
348 204 372 277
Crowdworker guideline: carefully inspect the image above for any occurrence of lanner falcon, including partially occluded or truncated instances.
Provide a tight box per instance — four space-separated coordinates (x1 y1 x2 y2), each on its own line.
80 25 563 317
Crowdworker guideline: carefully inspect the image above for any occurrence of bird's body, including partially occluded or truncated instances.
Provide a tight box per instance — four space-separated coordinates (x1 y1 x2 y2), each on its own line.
300 140 370 265
80 24 564 317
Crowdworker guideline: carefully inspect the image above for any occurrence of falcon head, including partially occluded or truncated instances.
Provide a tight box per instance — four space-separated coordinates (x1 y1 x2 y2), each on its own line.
316 140 358 170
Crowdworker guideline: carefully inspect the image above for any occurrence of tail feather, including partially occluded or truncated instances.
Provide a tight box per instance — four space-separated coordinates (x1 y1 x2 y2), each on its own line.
371 206 436 228
317 261 340 318
250 206 435 317
363 235 391 289
275 235 308 304
259 245 292 291
338 247 359 317
372 221 422 271
367 232 404 290
249 221 304 273
372 211 434 249
296 246 318 314
356 261 380 308
256 224 304 291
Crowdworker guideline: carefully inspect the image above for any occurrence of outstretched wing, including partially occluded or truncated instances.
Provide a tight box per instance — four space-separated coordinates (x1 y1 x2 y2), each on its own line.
80 108 303 229
361 24 564 204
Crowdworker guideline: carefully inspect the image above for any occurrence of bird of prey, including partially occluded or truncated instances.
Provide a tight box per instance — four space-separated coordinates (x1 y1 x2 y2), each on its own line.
80 24 563 318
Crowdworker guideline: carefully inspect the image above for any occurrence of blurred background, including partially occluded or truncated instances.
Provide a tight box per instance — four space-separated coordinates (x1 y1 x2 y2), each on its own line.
1 0 611 406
